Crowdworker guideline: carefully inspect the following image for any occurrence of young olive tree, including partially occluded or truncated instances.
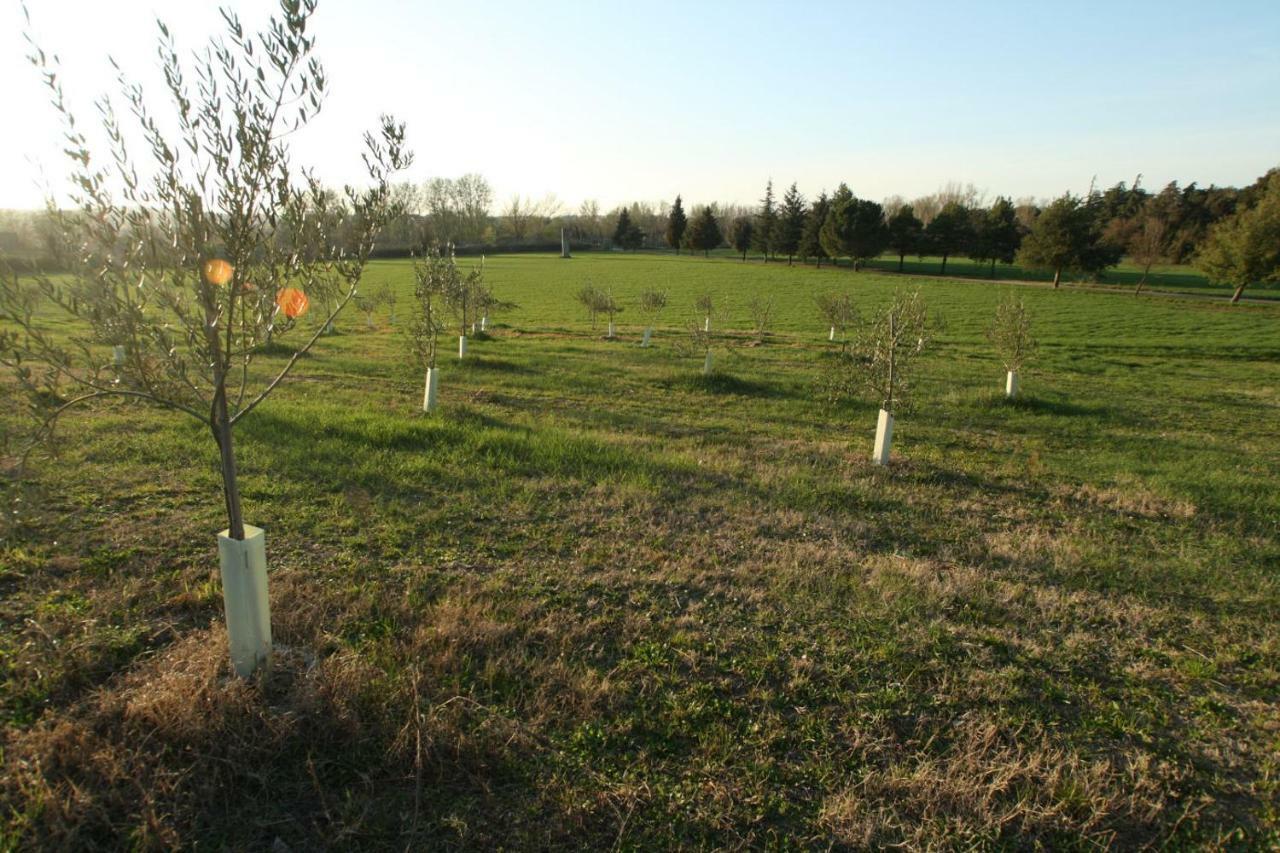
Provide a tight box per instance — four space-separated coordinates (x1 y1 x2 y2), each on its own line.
816 292 859 349
637 289 667 347
409 246 453 411
577 282 603 329
0 0 411 675
687 294 717 374
747 296 774 343
824 291 932 465
599 288 622 339
445 252 484 358
986 295 1037 398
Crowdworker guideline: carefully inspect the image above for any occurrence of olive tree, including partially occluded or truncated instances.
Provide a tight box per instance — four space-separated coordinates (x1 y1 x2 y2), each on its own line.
816 292 858 349
409 246 453 411
688 294 717 374
0 0 411 676
824 291 932 465
985 296 1037 398
445 252 484 358
747 296 774 343
637 289 667 347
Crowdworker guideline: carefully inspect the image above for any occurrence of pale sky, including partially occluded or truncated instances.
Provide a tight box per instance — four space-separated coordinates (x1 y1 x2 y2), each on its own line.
3 0 1278 212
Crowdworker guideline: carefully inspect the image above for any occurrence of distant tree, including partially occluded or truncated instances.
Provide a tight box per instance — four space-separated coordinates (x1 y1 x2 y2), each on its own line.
754 179 777 261
821 185 886 270
577 283 604 328
799 191 831 267
686 206 723 257
613 208 643 250
666 195 688 255
819 183 856 266
969 197 1021 277
777 183 807 265
637 289 667 346
885 204 924 272
1016 192 1119 287
926 202 973 275
730 217 754 262
1196 170 1280 303
1112 199 1172 295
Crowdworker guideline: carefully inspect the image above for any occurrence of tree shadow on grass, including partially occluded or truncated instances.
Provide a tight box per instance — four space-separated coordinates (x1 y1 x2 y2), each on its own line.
458 357 535 375
663 371 792 400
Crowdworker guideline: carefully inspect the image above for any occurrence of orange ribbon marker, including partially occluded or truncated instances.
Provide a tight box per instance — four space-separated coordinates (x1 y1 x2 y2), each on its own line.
202 258 234 286
276 287 310 319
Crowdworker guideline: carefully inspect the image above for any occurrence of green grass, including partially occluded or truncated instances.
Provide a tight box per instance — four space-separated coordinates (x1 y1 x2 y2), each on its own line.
2 253 1278 848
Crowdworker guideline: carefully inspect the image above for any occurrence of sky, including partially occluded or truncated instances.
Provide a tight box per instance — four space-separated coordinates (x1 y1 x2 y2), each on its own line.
2 0 1278 212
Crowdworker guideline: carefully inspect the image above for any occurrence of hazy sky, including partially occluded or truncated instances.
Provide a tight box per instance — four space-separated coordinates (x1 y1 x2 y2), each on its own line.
3 0 1278 212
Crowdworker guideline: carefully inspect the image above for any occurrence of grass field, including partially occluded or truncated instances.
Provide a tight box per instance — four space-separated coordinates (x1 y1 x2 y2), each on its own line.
2 253 1278 848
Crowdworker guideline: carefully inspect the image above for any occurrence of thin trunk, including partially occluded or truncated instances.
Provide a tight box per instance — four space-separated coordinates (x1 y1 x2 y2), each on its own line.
741 249 747 262
212 388 245 540
1052 267 1061 288
898 254 904 272
989 258 996 278
1231 284 1246 304
940 254 948 275
1135 265 1150 295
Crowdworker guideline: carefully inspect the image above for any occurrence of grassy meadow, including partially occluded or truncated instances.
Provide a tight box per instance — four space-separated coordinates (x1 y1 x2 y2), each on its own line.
2 252 1278 848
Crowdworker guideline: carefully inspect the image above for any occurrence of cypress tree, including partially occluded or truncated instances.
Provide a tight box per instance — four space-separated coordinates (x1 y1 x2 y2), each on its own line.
819 183 856 266
753 179 777 261
886 205 924 272
926 202 974 275
666 195 688 255
613 208 634 249
969 197 1021 277
687 206 724 257
846 198 888 270
777 182 807 265
730 217 754 262
799 191 830 267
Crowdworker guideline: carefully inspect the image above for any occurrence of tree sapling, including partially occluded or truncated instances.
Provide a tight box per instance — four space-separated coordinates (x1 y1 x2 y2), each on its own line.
986 295 1037 398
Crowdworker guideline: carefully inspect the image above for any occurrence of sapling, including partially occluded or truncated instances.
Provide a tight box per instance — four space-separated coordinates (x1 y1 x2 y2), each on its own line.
985 295 1037 398
816 292 859 350
409 247 452 412
637 289 667 347
382 283 398 326
697 293 714 334
686 294 717 375
445 251 484 358
823 291 932 465
599 288 622 339
577 282 603 330
747 296 775 343
0 1 411 676
473 280 515 336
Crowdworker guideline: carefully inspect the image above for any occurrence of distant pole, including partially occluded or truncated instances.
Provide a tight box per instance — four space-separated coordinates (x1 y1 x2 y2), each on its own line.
561 228 571 259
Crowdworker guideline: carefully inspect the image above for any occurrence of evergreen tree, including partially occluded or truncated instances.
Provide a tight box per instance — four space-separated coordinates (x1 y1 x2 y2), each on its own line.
687 206 724 257
613 208 635 249
798 191 830 267
666 195 688 255
819 183 856 266
969 197 1021 277
1015 192 1119 287
730 217 755 262
753 179 777 261
846 198 888 270
776 182 807 265
926 201 973 275
1196 170 1280 303
885 204 924 272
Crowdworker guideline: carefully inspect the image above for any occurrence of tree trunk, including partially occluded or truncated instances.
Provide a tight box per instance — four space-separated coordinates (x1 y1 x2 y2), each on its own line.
741 249 746 262
940 254 948 275
212 388 246 540
898 254 904 273
1135 266 1149 296
1052 267 1061 288
1231 284 1246 304
990 258 996 278
788 255 793 266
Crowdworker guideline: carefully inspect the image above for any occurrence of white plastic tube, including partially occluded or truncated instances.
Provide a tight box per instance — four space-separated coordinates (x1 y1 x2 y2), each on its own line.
641 327 652 347
458 335 467 359
423 367 439 412
607 320 616 339
1006 370 1019 398
872 409 894 466
829 326 836 341
703 350 713 375
704 316 711 333
480 314 488 332
217 525 271 677
113 345 125 366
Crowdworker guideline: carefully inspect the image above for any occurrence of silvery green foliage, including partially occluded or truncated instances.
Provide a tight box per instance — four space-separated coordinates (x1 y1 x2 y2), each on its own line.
638 289 667 321
986 295 1038 372
409 245 456 370
815 292 859 350
823 290 932 414
0 0 411 535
